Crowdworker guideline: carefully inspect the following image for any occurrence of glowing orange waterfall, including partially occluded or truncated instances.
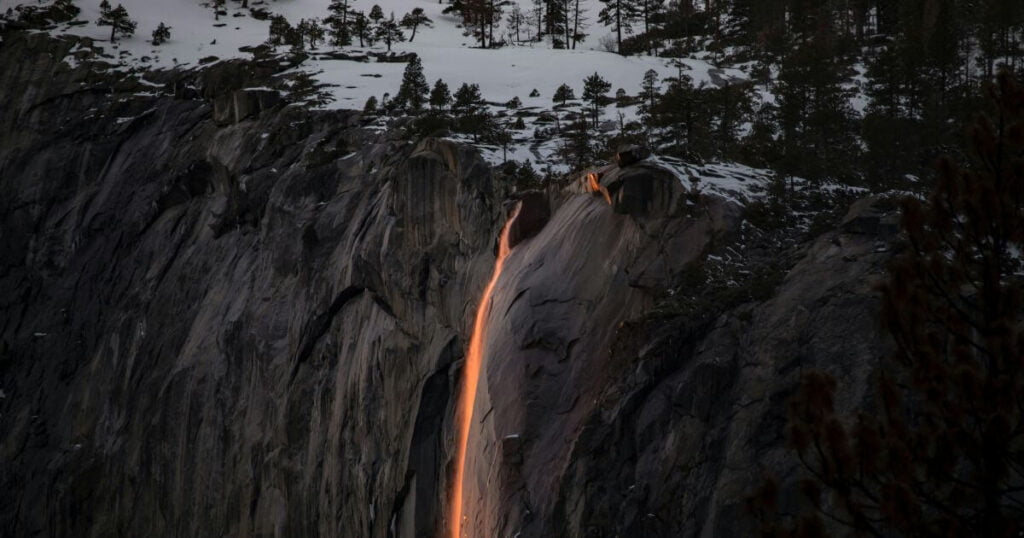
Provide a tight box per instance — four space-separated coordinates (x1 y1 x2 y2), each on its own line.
587 172 611 204
450 204 521 538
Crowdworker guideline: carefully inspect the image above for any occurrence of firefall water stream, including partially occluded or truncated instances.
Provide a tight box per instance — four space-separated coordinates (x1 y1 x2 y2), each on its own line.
450 204 521 538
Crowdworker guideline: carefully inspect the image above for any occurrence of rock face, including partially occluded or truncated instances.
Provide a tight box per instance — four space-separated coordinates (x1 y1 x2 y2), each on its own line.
1 30 896 538
0 31 504 538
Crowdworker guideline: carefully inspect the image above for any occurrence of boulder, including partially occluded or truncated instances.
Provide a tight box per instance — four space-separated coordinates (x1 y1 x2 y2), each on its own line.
614 144 650 167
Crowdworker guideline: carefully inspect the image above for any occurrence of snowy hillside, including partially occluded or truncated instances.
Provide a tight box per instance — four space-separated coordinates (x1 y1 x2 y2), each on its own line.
0 0 742 110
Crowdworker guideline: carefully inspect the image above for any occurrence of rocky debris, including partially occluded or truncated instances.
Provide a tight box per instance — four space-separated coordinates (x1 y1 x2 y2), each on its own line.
371 51 418 63
317 50 371 62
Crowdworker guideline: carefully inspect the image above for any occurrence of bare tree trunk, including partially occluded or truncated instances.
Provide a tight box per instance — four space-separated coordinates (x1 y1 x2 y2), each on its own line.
610 0 618 52
571 0 581 48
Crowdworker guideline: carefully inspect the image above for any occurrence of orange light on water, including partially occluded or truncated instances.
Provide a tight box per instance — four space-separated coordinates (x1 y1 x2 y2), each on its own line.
450 204 521 538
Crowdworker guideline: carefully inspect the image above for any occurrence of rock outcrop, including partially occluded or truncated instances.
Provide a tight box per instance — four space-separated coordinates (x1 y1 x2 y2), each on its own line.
1 29 897 538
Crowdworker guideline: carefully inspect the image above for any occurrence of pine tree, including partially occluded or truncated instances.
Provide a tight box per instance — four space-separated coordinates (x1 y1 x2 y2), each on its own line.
773 35 858 183
399 7 432 42
638 0 664 54
597 0 638 53
350 11 371 47
363 95 378 115
212 0 225 21
326 0 354 46
374 13 404 51
368 4 384 25
582 71 611 127
394 56 429 111
568 0 588 48
757 70 1024 538
553 83 575 105
311 19 326 48
542 0 568 47
267 15 291 46
453 82 484 112
429 79 451 109
531 0 544 40
649 73 712 159
559 117 595 168
640 69 659 116
151 22 171 45
507 4 526 41
96 1 136 42
452 82 490 140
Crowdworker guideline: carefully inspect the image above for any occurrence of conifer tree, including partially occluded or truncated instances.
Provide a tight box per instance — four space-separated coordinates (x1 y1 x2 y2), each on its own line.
368 4 384 25
452 82 490 140
374 13 404 51
399 7 432 42
394 56 429 111
452 82 484 112
559 117 595 168
568 0 588 48
507 4 526 41
350 11 371 47
638 0 664 53
306 19 325 49
151 22 171 45
267 15 291 46
429 79 451 110
597 0 637 53
96 1 136 42
582 71 611 127
212 0 225 21
553 83 575 105
326 0 354 46
363 95 378 115
542 0 568 47
640 69 659 115
773 35 857 183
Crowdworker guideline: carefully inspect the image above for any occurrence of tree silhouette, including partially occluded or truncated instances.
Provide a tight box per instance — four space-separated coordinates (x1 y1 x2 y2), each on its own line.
151 22 170 45
393 56 429 111
553 82 575 105
429 79 451 110
400 7 432 42
374 12 404 51
582 71 611 127
96 0 136 42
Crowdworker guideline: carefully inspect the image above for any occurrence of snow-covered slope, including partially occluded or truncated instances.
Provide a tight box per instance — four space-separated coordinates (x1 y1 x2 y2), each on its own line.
0 0 743 112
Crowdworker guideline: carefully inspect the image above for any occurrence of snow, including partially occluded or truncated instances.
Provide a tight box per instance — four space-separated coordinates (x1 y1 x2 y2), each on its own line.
648 155 778 205
0 0 742 113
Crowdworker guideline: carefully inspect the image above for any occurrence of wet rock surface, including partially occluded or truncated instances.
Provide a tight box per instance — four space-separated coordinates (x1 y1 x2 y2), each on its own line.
2 29 896 538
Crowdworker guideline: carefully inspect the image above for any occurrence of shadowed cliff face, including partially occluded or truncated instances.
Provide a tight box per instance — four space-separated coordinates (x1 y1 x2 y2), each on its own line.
2 30 897 538
0 31 508 538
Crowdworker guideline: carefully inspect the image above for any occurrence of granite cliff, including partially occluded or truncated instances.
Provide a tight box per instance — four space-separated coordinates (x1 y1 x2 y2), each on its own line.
0 29 896 537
